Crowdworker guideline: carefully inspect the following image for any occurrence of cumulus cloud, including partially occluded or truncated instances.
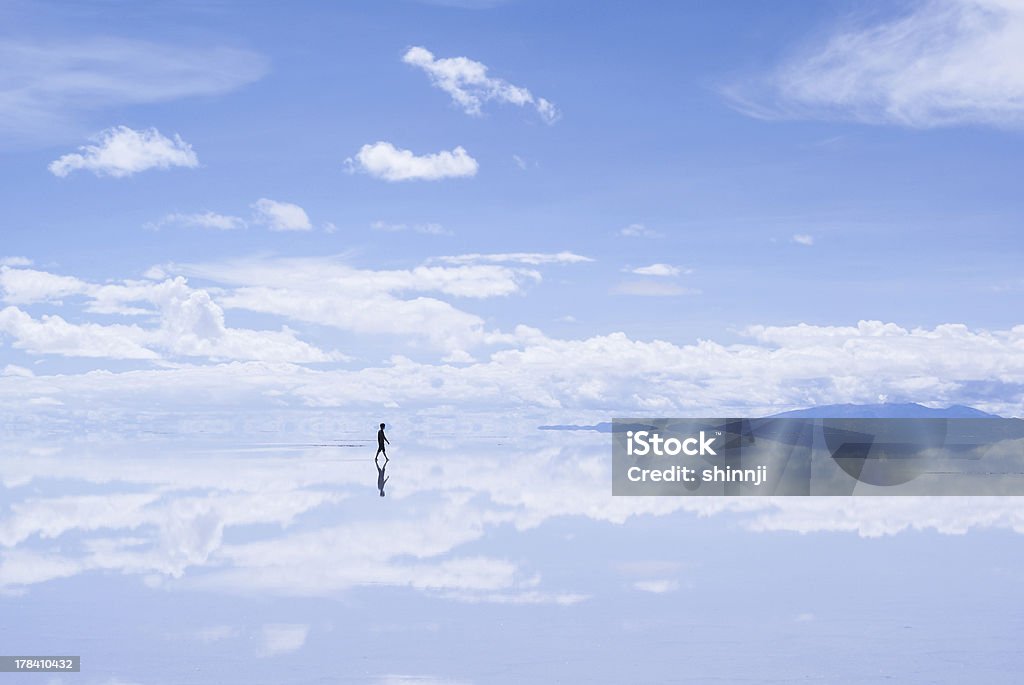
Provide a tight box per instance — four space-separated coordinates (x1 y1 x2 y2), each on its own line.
403 46 559 123
1 364 33 377
347 142 478 181
725 0 1024 127
146 212 247 231
165 256 544 351
792 234 814 246
5 261 1024 419
0 38 267 139
0 266 87 305
5 309 1024 421
0 306 158 359
630 263 681 277
48 126 198 178
0 267 340 363
436 252 592 266
251 199 312 232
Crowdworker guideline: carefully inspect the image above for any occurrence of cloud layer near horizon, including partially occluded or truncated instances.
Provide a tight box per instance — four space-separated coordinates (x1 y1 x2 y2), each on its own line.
1 258 1022 421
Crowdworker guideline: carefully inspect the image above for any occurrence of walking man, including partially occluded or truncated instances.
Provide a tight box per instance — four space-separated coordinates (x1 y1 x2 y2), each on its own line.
376 423 389 460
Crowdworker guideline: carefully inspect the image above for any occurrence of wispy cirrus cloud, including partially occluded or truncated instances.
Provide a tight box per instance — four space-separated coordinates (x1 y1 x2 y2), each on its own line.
0 38 267 139
724 0 1024 128
48 126 198 178
403 46 559 123
346 142 478 181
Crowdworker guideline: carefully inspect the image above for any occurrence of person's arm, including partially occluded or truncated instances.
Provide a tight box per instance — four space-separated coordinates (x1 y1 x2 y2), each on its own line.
385 435 390 444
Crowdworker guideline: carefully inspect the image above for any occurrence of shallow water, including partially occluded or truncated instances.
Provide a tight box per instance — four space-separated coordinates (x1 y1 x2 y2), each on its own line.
2 429 1023 683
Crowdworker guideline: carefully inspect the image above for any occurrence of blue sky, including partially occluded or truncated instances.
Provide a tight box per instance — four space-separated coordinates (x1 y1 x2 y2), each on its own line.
4 4 1024 682
1 0 1023 419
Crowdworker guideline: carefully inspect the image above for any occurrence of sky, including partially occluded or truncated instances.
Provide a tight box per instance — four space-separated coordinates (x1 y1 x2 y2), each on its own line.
3 3 1024 683
2 0 1024 423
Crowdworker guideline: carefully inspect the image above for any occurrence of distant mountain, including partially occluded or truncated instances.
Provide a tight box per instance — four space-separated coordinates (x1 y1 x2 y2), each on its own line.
538 403 1000 432
769 403 999 419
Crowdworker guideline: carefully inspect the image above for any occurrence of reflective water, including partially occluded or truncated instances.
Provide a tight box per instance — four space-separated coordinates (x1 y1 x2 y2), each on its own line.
2 427 1023 683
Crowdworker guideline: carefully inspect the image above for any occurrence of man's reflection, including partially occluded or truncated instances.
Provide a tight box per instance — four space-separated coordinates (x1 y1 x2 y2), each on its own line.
375 453 389 497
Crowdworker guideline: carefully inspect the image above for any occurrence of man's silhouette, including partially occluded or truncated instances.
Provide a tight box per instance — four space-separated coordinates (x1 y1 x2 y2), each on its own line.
376 423 389 459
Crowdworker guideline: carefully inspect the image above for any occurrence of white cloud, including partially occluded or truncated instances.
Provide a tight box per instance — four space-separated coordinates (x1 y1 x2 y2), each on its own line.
166 256 540 351
436 252 592 266
251 198 312 232
792 234 814 246
633 579 680 594
260 624 309 656
372 221 451 236
48 126 198 178
347 142 478 182
0 268 341 363
146 212 247 231
0 266 88 305
403 46 559 123
0 306 158 359
0 257 31 267
6 260 1024 420
1 364 33 377
613 281 697 296
7 311 1024 421
620 223 660 238
726 0 1024 127
0 38 267 139
631 263 681 277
